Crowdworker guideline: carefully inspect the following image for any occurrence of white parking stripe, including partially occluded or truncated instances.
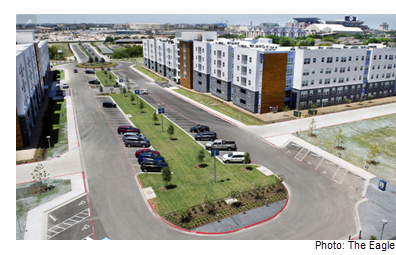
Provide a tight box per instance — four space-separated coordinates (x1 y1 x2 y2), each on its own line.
47 209 90 239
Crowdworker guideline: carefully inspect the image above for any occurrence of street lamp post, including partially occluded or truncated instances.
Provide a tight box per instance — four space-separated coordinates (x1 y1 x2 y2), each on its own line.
380 219 387 240
269 106 273 123
47 136 52 158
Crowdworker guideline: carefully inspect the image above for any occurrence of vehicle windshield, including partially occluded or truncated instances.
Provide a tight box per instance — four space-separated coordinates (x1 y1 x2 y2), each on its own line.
228 153 233 157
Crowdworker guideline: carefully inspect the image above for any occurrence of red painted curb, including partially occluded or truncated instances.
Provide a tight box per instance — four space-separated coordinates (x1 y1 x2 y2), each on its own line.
145 182 289 235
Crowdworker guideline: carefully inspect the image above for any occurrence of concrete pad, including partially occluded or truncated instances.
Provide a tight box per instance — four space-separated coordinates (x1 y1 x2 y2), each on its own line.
16 149 36 161
256 166 274 176
143 187 156 199
263 134 291 147
225 198 238 205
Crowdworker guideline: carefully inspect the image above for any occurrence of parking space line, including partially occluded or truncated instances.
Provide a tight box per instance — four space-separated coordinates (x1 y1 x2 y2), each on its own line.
47 208 90 239
294 147 304 159
315 157 324 170
300 150 310 161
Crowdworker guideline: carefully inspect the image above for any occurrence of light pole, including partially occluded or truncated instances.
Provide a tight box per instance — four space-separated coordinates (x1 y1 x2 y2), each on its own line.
269 106 273 123
47 136 52 158
380 219 387 240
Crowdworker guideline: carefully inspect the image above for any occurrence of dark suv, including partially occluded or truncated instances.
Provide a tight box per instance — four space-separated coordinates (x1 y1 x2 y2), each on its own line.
73 69 78 73
85 70 95 74
118 125 140 134
124 137 150 148
103 102 116 108
195 131 217 141
190 125 210 133
140 160 168 172
138 152 165 164
88 80 100 84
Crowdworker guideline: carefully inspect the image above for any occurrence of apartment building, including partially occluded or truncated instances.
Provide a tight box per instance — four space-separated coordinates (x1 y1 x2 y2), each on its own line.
16 30 50 149
143 32 396 115
291 44 396 109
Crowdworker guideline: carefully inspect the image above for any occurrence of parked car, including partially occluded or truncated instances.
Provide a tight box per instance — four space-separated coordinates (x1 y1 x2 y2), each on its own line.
195 131 217 141
140 159 168 172
103 102 116 108
85 70 95 74
138 152 165 164
140 89 148 94
62 83 69 89
205 139 237 151
190 125 210 133
122 132 146 142
73 69 78 73
124 136 150 148
118 125 140 134
88 80 100 84
222 152 245 163
135 149 160 158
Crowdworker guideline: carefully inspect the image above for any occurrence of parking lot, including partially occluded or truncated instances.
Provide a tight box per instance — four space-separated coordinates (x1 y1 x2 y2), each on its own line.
46 194 93 240
283 141 366 198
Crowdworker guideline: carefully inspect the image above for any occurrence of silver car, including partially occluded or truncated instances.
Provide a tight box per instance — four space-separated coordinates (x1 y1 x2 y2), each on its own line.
122 132 146 142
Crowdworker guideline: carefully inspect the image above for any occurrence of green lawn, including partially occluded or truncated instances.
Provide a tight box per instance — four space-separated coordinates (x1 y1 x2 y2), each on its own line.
111 94 278 215
49 99 68 157
48 43 74 58
136 66 168 82
95 70 117 86
56 70 64 81
173 89 265 126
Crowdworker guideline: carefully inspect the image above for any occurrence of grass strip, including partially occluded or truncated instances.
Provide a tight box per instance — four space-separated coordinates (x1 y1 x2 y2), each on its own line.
111 93 277 215
136 66 168 82
95 70 117 86
174 88 265 126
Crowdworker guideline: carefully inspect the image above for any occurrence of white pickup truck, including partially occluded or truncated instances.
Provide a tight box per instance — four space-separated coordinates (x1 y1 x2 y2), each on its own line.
205 139 237 151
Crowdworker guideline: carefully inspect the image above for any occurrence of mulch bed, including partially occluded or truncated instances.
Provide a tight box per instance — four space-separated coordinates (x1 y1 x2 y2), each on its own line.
162 183 287 230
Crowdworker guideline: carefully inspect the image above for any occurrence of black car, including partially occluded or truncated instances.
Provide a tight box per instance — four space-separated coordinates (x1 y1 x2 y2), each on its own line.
85 70 95 74
195 131 217 141
103 102 116 108
73 69 78 73
190 125 210 133
140 159 168 172
88 80 100 84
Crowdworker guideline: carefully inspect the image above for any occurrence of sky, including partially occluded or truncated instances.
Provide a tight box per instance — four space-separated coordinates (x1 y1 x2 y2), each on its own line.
16 14 396 30
14 0 396 30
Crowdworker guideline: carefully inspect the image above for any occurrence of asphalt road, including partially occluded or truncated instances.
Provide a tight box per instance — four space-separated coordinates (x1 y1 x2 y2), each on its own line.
66 46 361 239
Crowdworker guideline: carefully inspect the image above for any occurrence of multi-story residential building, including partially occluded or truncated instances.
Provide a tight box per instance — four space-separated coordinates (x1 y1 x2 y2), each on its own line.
291 44 396 109
16 30 50 149
142 32 396 115
247 27 306 39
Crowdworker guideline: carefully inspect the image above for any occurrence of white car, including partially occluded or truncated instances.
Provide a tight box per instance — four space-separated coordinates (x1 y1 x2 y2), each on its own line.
222 152 245 163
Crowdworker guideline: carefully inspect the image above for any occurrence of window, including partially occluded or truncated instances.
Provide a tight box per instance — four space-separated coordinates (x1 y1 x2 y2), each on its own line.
348 56 352 61
327 57 333 63
344 86 348 92
374 55 376 60
301 91 308 98
379 55 382 60
319 79 323 84
313 58 316 63
321 57 325 62
312 69 315 74
320 68 324 74
323 88 329 95
325 78 330 84
317 89 322 95
356 56 359 61
286 68 293 77
355 66 358 71
304 58 311 64
337 87 343 94
303 69 309 76
248 80 251 85
237 55 240 60
339 77 344 83
213 50 216 55
249 57 252 63
335 67 338 72
341 57 347 62
311 80 314 85
249 69 251 74
336 57 339 62
287 57 294 65
326 68 331 74
340 67 345 73
332 88 336 94
302 80 309 87
286 80 292 87
309 90 314 96
223 52 225 57
285 90 291 97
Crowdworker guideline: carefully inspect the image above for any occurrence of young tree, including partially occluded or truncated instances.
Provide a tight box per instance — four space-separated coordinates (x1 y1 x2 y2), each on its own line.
127 85 131 93
176 204 191 222
308 118 317 137
139 99 145 113
251 182 263 199
94 56 99 62
110 87 114 94
204 194 216 214
334 128 345 149
100 57 105 63
358 96 363 105
196 148 206 167
243 152 251 164
99 85 103 93
367 142 380 165
276 174 285 192
88 56 93 63
161 166 172 188
368 95 373 103
130 93 135 105
229 188 242 206
152 111 158 125
31 163 50 188
167 124 174 139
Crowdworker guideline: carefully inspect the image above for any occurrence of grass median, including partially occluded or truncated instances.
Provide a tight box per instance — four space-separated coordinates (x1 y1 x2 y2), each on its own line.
95 70 117 86
174 88 265 126
111 93 278 215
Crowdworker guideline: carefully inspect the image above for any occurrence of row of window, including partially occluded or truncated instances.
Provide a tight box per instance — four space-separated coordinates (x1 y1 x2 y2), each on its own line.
300 90 393 107
303 54 396 65
302 73 395 87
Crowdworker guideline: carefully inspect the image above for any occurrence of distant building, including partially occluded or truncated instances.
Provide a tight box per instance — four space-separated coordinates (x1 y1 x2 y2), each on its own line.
380 22 389 31
305 24 363 36
247 27 306 39
286 18 322 29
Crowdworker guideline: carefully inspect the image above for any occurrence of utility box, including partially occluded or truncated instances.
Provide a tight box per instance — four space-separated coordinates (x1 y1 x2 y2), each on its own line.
294 111 301 118
308 109 318 115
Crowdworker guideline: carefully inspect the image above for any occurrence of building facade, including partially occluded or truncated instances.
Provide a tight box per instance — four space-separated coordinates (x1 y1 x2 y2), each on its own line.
16 30 50 149
142 32 396 115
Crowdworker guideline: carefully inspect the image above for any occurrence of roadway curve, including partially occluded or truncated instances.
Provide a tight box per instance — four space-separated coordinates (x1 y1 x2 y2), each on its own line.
68 46 361 239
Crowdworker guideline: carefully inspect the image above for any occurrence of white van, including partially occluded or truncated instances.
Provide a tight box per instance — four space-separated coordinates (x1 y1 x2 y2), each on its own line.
222 152 245 163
